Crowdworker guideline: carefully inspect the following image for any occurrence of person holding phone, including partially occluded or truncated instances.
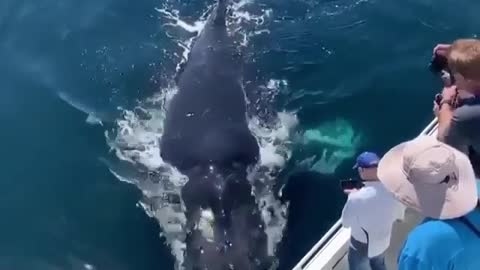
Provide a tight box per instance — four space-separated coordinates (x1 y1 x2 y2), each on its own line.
341 152 406 270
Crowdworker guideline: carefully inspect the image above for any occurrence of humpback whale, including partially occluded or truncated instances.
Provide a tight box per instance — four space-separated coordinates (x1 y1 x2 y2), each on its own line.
160 0 273 269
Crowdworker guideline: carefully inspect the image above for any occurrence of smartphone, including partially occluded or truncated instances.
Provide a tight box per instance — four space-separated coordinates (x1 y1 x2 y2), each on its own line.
340 179 364 190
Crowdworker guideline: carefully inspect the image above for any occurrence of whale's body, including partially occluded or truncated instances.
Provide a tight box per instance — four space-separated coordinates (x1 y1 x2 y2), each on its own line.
160 1 273 269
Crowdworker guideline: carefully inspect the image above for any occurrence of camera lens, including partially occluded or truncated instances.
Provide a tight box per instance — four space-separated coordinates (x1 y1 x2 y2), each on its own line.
429 54 448 74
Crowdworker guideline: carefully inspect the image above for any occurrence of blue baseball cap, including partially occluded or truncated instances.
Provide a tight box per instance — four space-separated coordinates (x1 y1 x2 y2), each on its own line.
353 151 380 169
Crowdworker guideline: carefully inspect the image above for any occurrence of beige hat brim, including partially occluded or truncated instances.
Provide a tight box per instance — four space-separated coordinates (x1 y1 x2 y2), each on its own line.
377 137 478 219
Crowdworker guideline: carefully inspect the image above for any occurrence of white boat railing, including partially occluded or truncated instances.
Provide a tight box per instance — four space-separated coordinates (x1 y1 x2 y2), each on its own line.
292 117 439 270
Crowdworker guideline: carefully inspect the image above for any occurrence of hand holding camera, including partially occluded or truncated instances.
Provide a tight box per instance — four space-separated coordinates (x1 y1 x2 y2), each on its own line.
429 45 454 86
340 178 364 194
430 43 459 115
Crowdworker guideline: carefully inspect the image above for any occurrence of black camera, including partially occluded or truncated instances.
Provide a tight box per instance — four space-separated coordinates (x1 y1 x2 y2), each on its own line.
429 53 455 85
435 93 443 106
429 53 449 74
340 178 364 190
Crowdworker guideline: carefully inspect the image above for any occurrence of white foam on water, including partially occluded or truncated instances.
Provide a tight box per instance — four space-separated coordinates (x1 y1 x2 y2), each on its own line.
104 2 297 269
229 0 273 47
244 78 299 258
198 208 215 242
155 8 207 34
243 78 298 256
105 85 190 270
247 108 298 255
155 5 210 75
57 91 105 125
249 110 298 169
108 168 136 185
85 114 103 126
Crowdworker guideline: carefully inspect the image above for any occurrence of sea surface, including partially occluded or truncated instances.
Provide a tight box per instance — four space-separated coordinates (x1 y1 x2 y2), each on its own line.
1 0 480 269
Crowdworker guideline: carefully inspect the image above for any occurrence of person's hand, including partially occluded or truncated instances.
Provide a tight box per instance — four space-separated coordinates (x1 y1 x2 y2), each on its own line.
441 85 457 101
440 70 453 87
343 189 358 195
433 43 451 57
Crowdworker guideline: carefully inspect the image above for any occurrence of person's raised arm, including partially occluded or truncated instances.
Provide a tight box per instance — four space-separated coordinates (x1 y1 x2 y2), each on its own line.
436 86 457 142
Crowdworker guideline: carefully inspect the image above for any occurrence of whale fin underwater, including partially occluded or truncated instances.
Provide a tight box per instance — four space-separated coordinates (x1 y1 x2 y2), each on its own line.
160 0 276 269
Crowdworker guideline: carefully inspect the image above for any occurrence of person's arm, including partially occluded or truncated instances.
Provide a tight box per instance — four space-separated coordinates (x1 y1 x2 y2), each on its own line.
436 86 457 142
437 102 455 142
439 106 473 156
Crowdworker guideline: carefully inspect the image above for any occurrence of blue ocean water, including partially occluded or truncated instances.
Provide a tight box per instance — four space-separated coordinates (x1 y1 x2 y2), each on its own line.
1 0 479 269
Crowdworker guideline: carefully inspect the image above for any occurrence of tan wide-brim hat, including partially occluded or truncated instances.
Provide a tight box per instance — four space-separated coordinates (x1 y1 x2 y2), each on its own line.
377 135 478 219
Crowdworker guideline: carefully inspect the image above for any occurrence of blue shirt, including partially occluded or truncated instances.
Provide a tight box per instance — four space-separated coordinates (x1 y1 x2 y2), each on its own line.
397 182 480 270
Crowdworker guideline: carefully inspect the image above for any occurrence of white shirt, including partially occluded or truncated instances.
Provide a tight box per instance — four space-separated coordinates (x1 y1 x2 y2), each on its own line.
340 181 406 258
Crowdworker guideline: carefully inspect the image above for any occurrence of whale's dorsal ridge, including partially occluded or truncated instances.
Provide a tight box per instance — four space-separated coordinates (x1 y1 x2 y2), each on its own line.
212 0 228 26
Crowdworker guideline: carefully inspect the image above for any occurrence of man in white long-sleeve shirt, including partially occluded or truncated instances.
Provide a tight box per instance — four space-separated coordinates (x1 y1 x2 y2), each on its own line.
341 152 406 270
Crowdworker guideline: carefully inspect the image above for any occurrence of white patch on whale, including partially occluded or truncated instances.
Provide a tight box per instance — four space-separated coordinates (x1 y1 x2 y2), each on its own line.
301 117 364 174
198 208 215 242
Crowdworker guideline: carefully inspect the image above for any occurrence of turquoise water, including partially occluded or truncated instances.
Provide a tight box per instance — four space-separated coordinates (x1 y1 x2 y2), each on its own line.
1 0 479 269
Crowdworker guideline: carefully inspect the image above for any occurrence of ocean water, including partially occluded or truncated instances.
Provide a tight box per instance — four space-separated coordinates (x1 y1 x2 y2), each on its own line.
1 0 480 269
